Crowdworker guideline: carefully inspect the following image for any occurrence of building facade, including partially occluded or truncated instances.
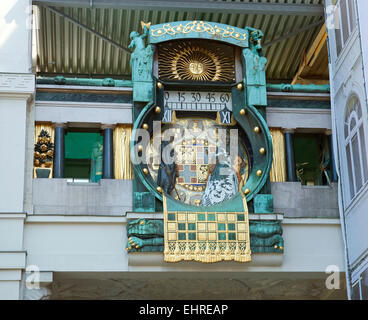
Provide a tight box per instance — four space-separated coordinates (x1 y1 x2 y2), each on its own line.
0 0 348 300
325 0 368 299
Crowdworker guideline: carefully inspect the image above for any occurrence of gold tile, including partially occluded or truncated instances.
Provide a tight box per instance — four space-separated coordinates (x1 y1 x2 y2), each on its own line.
238 233 246 241
188 214 196 221
168 233 177 240
178 213 186 221
208 233 217 241
227 214 236 221
217 213 226 221
167 222 177 231
208 223 216 231
198 233 207 241
237 223 246 232
197 223 206 231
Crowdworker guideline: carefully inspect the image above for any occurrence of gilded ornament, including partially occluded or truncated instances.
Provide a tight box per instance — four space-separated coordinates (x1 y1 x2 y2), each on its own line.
157 186 163 193
141 21 151 30
142 123 149 130
244 188 250 195
237 83 243 90
256 170 263 177
151 21 247 42
157 82 163 89
44 161 52 168
254 126 260 133
143 168 149 174
259 148 266 155
240 109 246 115
137 145 143 152
158 40 235 82
155 106 161 113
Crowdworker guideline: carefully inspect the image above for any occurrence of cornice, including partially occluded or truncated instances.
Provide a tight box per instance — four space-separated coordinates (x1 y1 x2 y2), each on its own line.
0 73 35 97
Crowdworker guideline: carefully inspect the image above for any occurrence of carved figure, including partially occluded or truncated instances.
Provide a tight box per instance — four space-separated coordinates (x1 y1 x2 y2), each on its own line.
201 150 238 206
126 219 164 252
90 140 103 182
246 27 264 54
156 140 178 196
129 25 154 82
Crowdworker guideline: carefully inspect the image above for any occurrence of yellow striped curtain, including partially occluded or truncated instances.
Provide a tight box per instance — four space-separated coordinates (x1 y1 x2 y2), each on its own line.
34 122 54 178
114 124 134 180
269 128 287 182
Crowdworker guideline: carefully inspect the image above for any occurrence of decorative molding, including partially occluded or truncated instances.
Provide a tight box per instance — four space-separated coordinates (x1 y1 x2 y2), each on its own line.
36 84 132 92
151 21 247 41
26 215 127 224
267 107 331 115
0 73 35 95
35 100 133 110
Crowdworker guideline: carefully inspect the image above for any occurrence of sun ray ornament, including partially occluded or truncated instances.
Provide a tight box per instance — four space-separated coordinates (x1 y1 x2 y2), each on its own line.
158 40 235 82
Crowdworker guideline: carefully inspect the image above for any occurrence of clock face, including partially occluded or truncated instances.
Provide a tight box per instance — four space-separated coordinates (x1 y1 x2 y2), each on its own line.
145 117 252 206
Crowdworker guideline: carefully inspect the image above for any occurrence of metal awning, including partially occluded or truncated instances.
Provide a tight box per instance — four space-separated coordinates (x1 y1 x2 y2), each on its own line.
33 0 326 82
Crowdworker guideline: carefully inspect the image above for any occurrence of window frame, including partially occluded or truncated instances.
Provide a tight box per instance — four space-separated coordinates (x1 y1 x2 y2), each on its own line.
334 0 357 58
344 95 368 204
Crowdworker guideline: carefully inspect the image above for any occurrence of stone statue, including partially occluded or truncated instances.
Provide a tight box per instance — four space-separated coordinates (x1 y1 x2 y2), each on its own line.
241 27 267 106
90 140 103 182
201 158 239 207
156 140 178 196
129 24 155 101
126 218 164 252
246 27 264 54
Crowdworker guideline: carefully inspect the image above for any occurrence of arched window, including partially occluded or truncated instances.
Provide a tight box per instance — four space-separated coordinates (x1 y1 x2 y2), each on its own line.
344 95 368 201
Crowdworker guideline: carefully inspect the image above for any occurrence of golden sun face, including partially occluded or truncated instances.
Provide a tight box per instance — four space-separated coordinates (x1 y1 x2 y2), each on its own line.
189 62 204 75
158 40 235 82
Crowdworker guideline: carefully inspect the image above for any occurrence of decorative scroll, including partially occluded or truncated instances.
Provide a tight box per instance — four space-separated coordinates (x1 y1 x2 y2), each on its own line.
114 125 133 180
151 21 247 42
269 128 287 183
163 195 251 263
34 123 54 178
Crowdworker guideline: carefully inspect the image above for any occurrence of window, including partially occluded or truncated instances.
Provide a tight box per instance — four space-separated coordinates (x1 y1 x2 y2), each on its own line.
293 133 333 186
352 279 362 300
344 95 368 201
352 268 368 300
334 0 357 57
65 131 103 182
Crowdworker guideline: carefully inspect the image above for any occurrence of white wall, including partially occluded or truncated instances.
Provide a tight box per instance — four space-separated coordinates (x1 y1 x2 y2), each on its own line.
0 0 32 73
0 98 28 213
345 190 368 265
325 0 368 298
0 0 34 300
23 216 344 274
356 0 368 103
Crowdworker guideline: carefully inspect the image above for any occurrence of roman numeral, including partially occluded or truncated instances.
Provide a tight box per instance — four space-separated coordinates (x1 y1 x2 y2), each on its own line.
221 111 231 124
162 109 172 123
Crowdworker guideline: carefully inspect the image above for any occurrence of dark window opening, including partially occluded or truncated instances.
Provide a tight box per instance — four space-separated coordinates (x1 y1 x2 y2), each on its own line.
65 131 103 182
294 133 332 186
